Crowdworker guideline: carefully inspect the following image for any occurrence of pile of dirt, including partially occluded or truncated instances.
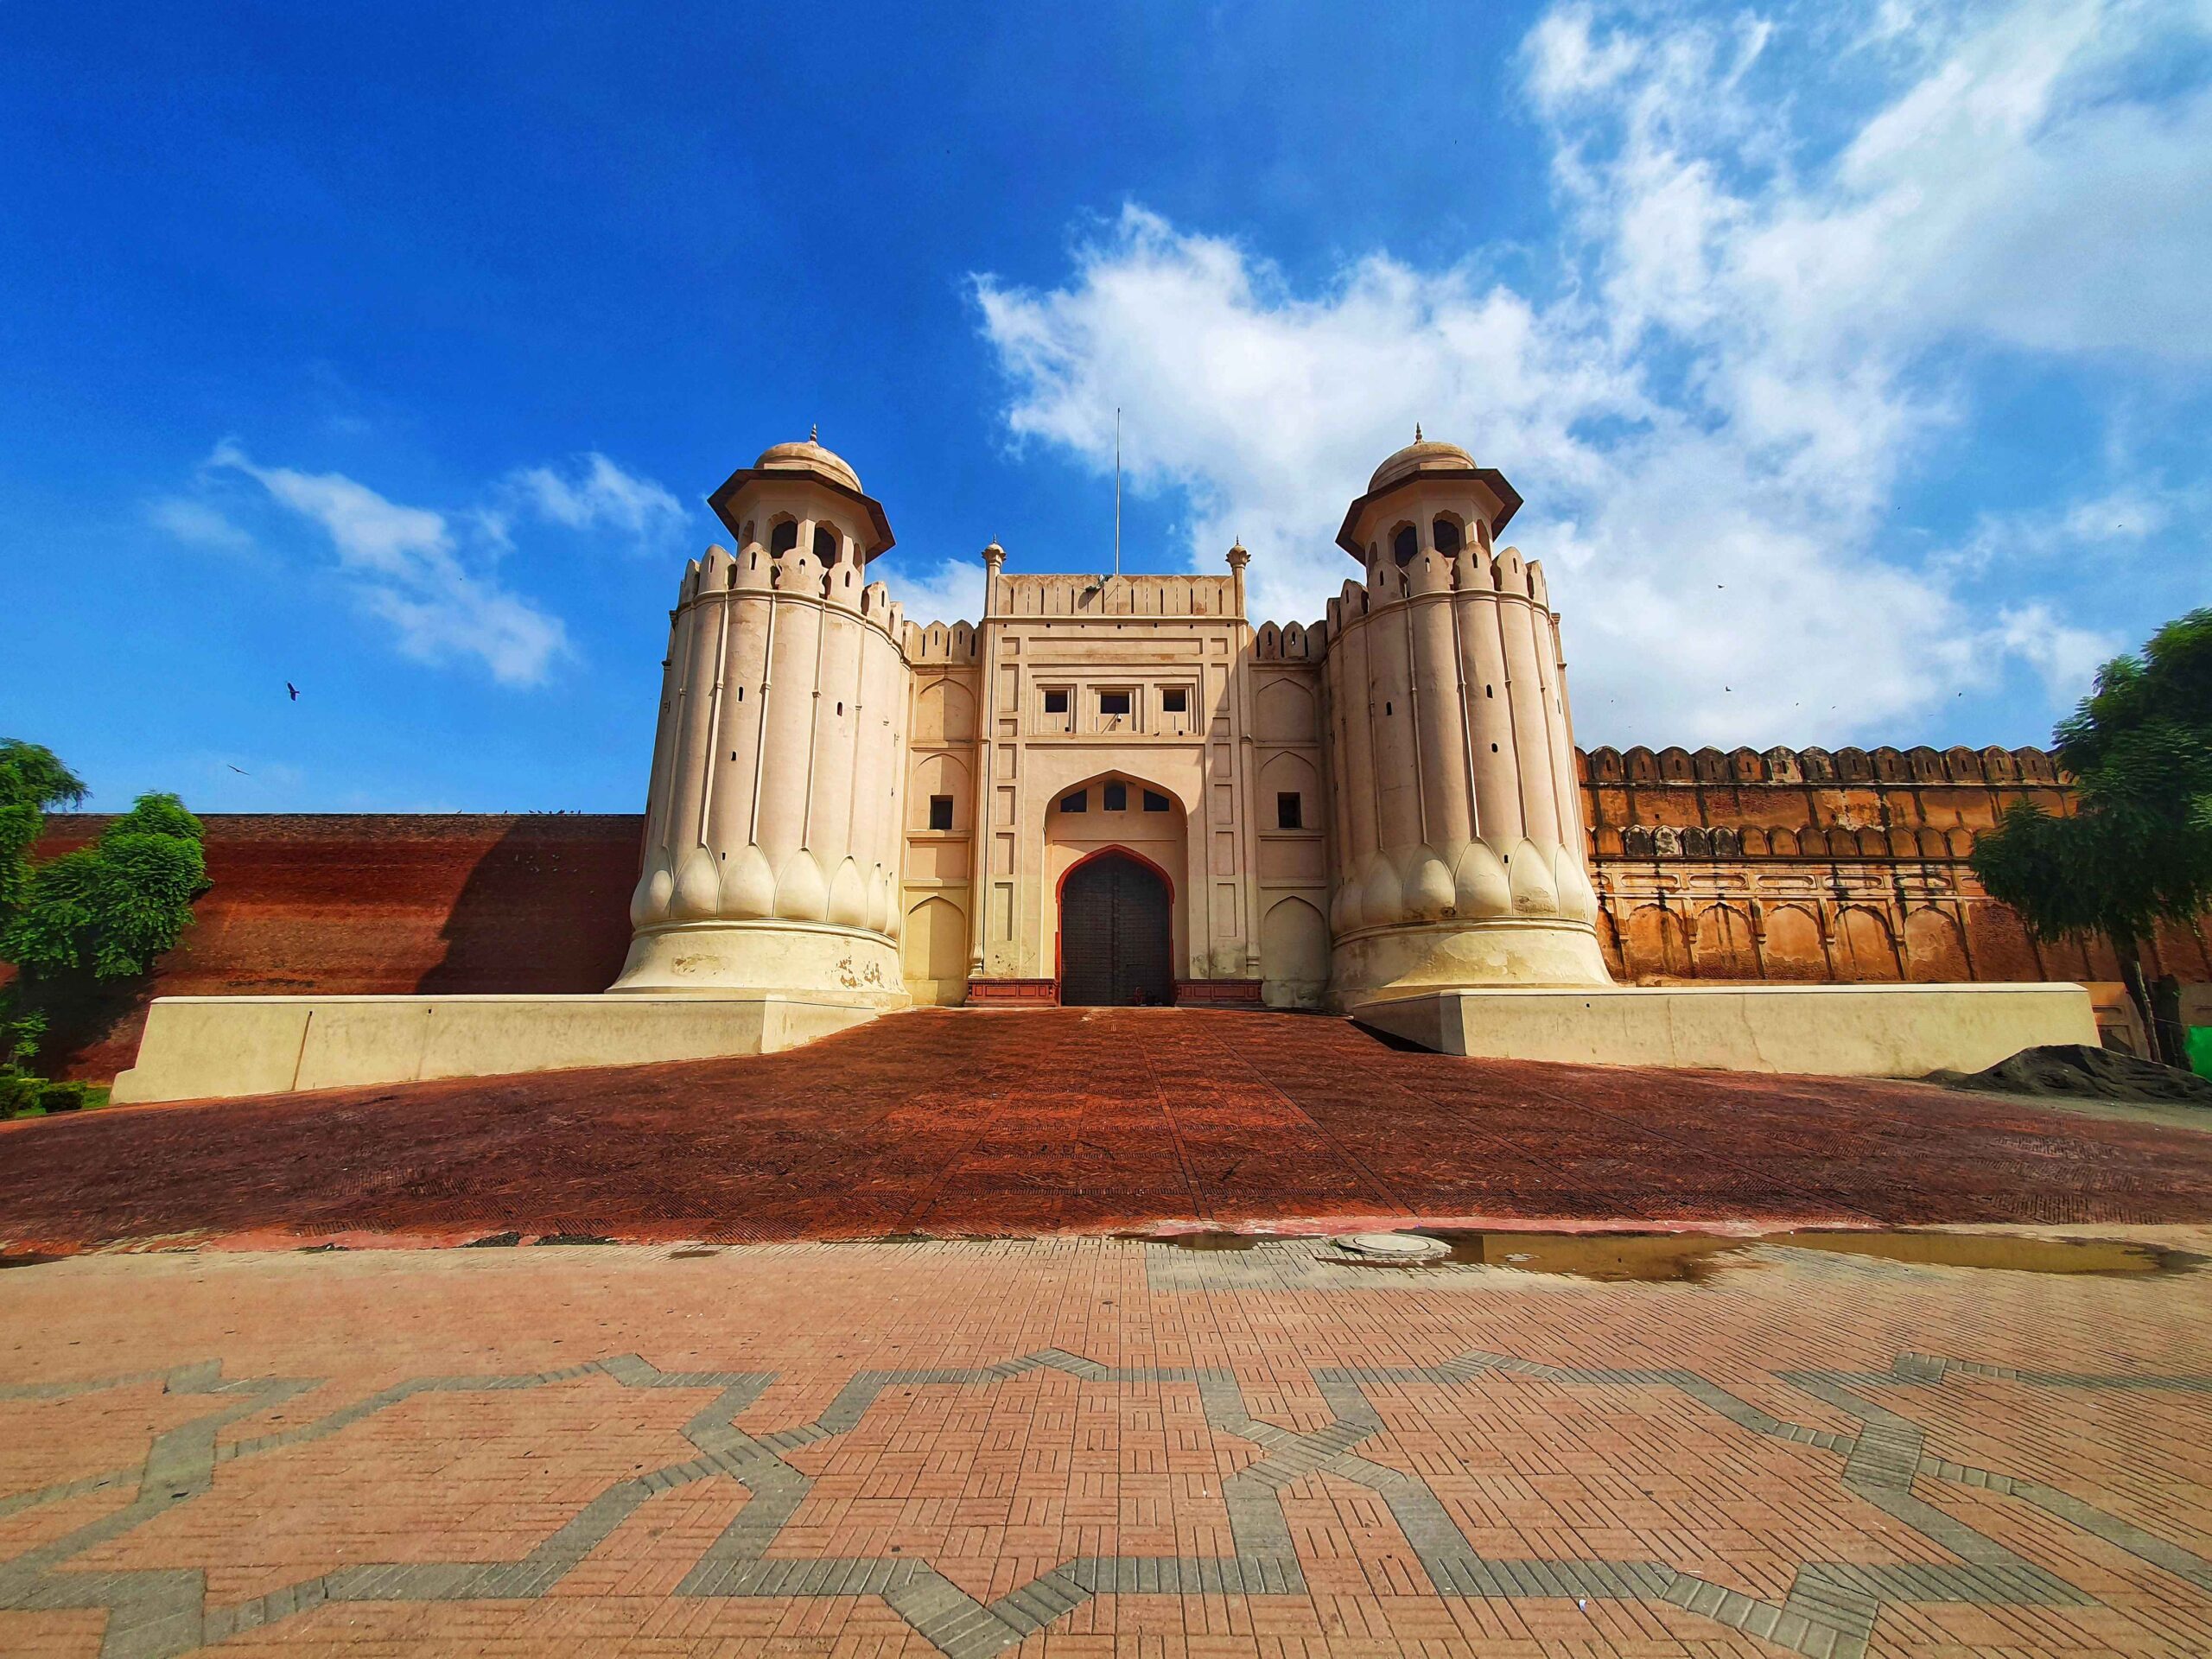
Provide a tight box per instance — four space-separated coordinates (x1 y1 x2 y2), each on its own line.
1933 1043 2212 1106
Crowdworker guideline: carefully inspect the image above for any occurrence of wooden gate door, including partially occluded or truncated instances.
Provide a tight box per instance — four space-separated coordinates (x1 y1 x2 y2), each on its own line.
1059 853 1173 1006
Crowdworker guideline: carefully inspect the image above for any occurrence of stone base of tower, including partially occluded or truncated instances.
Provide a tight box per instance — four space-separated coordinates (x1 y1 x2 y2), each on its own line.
1325 918 1612 1011
609 920 912 1007
1349 980 2098 1077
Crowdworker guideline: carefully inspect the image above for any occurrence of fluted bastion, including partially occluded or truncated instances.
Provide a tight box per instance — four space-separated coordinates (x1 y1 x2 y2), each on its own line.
612 439 912 1006
1320 436 1609 1000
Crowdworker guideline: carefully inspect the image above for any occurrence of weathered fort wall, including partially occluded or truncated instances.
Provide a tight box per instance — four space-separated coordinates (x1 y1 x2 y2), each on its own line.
1582 744 2212 988
25 748 2210 1079
22 815 640 1080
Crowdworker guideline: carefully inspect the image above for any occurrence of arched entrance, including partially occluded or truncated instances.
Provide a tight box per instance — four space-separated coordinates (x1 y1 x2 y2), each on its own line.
1058 850 1173 1006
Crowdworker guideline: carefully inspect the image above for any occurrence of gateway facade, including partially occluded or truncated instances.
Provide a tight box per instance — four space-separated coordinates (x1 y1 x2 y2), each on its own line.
111 433 2095 1103
614 432 1609 1014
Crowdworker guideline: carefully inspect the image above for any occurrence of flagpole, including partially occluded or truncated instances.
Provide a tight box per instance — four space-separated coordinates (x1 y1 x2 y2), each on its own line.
1113 408 1122 578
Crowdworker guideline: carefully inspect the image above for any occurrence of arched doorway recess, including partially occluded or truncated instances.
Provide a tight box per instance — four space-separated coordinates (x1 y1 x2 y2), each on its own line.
1058 850 1173 1006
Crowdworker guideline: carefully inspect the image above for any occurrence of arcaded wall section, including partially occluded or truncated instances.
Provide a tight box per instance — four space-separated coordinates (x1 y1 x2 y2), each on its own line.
1580 743 2212 986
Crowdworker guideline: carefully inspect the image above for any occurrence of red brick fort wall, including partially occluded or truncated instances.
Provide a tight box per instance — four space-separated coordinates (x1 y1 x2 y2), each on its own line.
21 747 2211 1080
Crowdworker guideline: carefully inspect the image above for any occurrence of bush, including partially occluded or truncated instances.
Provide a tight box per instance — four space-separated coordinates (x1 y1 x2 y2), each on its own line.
35 1080 86 1113
0 1071 40 1117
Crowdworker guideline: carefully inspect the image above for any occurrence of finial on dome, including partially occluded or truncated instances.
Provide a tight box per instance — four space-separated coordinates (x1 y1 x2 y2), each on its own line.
810 423 818 442
1414 423 1422 442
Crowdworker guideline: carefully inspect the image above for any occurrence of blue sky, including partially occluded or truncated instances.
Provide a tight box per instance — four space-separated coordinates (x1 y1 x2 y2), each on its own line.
5 0 2209 812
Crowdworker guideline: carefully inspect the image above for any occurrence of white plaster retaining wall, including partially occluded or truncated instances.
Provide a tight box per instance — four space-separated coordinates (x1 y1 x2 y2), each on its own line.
111 994 880 1105
1350 981 2099 1077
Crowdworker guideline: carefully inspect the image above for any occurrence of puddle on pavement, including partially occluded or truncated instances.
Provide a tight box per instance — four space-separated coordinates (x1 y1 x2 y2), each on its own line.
1140 1228 2198 1282
1771 1230 2191 1276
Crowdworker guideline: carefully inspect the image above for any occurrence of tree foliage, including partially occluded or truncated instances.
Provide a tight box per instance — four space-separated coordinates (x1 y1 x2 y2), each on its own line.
1972 608 2212 1038
3 795 207 979
0 742 207 1076
0 740 86 920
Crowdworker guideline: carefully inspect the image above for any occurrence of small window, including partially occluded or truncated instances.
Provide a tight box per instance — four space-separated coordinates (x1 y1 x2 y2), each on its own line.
770 521 798 556
1161 688 1187 714
1142 790 1171 813
928 795 954 830
1060 791 1087 813
1044 689 1069 715
1104 782 1127 811
1277 791 1303 830
1433 518 1463 555
1100 690 1131 717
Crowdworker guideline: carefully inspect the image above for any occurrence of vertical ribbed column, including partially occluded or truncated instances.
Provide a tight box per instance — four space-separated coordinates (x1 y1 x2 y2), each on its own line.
759 545 827 920
812 567 866 927
880 601 911 940
1404 547 1465 920
1531 569 1599 924
713 544 777 918
1326 581 1382 933
665 556 726 921
1460 575 1522 845
1492 545 1561 914
628 594 689 927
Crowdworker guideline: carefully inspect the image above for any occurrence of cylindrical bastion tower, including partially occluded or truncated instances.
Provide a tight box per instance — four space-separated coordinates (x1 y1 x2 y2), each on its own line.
1322 435 1609 1002
611 437 912 1007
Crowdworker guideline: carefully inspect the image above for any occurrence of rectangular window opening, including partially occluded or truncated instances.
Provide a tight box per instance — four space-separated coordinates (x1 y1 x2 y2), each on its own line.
1044 689 1069 714
1060 791 1087 813
928 795 955 830
1161 688 1187 713
1142 790 1171 813
1099 690 1132 717
1277 791 1303 830
1103 782 1128 811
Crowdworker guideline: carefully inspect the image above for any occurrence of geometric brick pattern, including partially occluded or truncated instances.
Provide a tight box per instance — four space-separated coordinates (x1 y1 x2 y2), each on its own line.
6 1239 2212 1657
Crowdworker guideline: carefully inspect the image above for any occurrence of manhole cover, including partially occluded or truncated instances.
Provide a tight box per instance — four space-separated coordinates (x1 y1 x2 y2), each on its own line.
1332 1232 1449 1262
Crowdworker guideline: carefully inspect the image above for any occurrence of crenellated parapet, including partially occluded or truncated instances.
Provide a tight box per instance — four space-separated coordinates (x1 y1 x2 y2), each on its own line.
613 438 913 1004
1580 744 2066 787
1317 436 1608 1001
903 620 980 662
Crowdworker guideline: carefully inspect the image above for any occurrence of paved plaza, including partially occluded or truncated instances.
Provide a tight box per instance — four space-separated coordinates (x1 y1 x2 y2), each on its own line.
7 1011 2212 1252
6 1009 2212 1656
3 1231 2212 1657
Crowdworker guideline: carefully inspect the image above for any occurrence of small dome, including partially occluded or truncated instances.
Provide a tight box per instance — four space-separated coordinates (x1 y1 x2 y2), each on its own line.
1368 436 1476 493
754 438 861 493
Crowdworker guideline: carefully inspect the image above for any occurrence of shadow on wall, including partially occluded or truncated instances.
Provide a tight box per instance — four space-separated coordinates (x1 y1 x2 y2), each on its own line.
416 820 636 994
24 814 645 1081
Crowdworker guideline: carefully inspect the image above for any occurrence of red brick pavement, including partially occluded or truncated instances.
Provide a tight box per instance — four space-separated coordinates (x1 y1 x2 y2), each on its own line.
2 1235 2211 1656
4 1008 2211 1253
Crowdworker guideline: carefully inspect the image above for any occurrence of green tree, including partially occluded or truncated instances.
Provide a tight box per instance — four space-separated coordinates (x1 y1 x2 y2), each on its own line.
0 741 207 1077
1972 608 2212 1059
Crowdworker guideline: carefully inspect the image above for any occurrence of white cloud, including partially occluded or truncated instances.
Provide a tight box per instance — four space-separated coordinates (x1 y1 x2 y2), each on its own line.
970 0 2212 744
1989 602 2120 700
147 497 253 553
879 553 988 626
210 442 569 687
504 452 688 551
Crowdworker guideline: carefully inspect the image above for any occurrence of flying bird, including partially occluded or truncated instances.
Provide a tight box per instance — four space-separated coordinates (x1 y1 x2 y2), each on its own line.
226 765 250 775
286 682 298 701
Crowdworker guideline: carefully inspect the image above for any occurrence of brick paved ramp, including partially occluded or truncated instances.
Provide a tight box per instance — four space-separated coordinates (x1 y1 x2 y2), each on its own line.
6 1009 2212 1251
4 1235 2212 1656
